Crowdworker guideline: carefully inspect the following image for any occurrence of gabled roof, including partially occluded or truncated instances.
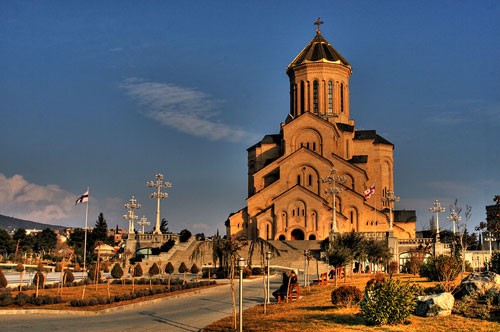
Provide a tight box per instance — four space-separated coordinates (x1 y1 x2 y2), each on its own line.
247 134 281 151
287 32 351 71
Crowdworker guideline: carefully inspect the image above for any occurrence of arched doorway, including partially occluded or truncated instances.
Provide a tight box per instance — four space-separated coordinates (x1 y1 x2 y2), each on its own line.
308 234 316 240
278 234 286 241
291 229 305 240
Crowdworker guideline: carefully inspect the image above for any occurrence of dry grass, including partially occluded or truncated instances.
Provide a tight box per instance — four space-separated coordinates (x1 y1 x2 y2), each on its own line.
203 274 500 332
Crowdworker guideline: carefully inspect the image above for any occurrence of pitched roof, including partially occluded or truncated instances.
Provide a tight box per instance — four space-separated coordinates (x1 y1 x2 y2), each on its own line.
354 130 393 146
287 32 351 70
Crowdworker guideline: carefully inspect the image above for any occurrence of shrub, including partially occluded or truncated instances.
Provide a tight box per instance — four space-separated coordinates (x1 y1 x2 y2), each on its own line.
360 278 419 326
331 285 363 307
15 292 29 306
420 254 461 289
111 263 124 279
33 271 45 287
64 270 75 284
387 261 399 276
87 266 102 283
0 269 7 288
0 292 13 306
490 252 500 274
149 263 160 277
251 267 263 275
15 263 25 273
179 229 192 243
242 267 252 279
134 264 143 277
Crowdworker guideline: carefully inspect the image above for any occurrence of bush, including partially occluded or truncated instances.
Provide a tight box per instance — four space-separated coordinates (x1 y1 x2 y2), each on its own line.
64 270 75 284
387 261 399 276
0 269 7 288
0 291 13 306
331 285 363 307
33 271 45 287
360 278 419 326
111 263 124 279
134 264 143 277
15 292 29 306
242 267 252 279
490 252 500 274
149 263 160 277
420 255 461 285
179 229 192 243
251 267 263 275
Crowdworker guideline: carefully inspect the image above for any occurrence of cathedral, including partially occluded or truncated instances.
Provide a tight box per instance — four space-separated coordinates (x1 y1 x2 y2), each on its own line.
227 20 416 242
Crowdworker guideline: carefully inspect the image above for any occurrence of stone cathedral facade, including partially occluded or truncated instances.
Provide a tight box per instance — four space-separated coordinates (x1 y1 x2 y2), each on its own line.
226 22 416 242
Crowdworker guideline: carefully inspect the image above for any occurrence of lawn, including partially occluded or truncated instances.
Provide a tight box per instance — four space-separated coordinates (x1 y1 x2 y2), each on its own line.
203 274 500 332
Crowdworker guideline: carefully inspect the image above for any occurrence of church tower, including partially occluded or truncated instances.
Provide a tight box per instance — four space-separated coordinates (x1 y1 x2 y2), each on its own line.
227 19 416 241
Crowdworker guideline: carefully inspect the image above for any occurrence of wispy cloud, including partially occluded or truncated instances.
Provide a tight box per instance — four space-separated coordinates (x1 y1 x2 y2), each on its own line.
425 99 500 126
121 78 256 142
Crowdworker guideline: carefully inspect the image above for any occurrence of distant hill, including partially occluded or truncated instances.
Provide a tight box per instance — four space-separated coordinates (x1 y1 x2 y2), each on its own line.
0 214 66 232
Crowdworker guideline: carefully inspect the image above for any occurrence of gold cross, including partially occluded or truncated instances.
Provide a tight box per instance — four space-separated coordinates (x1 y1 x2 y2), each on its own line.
314 17 324 34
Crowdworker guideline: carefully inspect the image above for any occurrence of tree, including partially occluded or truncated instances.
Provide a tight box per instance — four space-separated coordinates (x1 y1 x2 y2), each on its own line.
33 228 57 253
0 268 8 288
165 262 174 290
149 263 160 288
160 218 169 234
0 229 14 257
15 262 25 291
326 232 363 285
92 213 113 245
190 263 200 282
179 229 192 243
111 263 124 279
365 238 391 273
179 262 188 284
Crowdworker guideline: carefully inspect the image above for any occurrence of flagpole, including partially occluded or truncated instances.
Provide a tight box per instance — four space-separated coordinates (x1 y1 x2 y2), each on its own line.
83 187 89 277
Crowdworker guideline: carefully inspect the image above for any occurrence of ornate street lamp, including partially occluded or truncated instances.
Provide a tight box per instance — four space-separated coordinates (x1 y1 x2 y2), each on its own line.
322 168 346 233
429 200 446 241
238 257 246 332
265 251 271 305
382 190 400 230
147 173 172 234
123 196 141 234
137 215 150 234
447 209 461 235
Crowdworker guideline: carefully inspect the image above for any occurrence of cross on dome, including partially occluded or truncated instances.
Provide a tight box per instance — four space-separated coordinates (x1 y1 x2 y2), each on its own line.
314 17 324 34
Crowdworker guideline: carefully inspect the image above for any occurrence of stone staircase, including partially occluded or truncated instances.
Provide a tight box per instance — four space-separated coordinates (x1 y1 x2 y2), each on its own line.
138 239 330 277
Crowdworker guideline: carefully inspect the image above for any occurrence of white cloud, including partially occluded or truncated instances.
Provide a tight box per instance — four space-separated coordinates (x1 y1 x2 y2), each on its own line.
0 173 78 225
121 78 256 142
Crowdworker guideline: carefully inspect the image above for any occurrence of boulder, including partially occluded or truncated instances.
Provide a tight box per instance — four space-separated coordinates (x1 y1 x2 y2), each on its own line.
415 292 454 317
453 271 500 300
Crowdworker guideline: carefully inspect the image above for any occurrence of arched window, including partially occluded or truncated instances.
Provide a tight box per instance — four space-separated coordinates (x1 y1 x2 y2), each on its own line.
328 81 333 114
340 83 344 113
308 174 313 186
300 81 305 114
313 80 319 113
297 175 301 185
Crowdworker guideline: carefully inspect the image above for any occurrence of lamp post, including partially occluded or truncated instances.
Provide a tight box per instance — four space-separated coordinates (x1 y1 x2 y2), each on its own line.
304 249 311 289
238 257 246 332
147 173 172 234
447 209 461 236
322 168 346 233
382 190 400 230
265 251 271 305
137 215 150 234
429 200 446 241
123 196 141 234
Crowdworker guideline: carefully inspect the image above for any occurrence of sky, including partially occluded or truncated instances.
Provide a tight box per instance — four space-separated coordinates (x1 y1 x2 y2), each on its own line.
1 1 499 235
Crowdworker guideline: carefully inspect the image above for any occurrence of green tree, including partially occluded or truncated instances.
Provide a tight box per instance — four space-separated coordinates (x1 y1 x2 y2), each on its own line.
33 228 57 253
160 218 169 234
165 262 174 289
111 263 124 279
0 268 7 288
365 238 391 273
190 263 200 282
179 262 188 284
149 263 160 288
92 213 113 245
0 229 14 257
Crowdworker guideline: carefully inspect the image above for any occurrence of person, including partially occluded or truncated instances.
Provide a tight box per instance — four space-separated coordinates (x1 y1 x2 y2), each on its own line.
272 270 298 301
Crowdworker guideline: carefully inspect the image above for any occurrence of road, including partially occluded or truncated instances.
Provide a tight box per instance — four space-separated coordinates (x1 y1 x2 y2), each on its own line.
1 276 281 332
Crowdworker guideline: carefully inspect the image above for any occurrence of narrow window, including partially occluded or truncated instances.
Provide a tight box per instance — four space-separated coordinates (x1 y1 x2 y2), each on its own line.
350 211 354 224
300 81 305 114
340 83 344 113
313 80 319 113
313 142 316 151
328 81 333 113
308 174 312 186
297 175 301 185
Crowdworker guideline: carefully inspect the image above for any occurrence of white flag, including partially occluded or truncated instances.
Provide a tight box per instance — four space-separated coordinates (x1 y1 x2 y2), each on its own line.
364 184 375 200
75 190 89 205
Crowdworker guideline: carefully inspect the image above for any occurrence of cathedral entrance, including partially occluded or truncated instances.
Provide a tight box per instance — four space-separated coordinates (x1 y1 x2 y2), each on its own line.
291 229 305 240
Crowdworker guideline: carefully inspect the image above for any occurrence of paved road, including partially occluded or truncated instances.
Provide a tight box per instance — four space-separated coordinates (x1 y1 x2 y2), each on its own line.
2 276 281 332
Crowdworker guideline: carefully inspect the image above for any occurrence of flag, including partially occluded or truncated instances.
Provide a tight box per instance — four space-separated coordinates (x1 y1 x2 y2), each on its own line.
75 190 89 205
364 184 375 200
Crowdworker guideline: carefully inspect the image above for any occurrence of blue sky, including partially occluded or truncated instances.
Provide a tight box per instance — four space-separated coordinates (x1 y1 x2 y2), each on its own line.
1 1 499 234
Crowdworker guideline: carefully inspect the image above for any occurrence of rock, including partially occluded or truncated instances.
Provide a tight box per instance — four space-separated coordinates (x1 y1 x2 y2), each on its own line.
453 271 500 300
415 292 454 317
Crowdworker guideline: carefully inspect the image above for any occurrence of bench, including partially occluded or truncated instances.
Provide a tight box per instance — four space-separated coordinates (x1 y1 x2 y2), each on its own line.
278 283 300 303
